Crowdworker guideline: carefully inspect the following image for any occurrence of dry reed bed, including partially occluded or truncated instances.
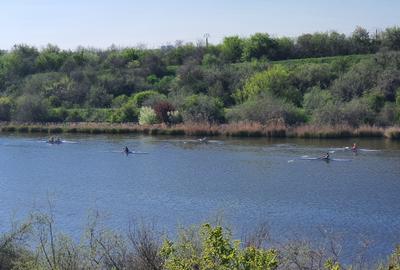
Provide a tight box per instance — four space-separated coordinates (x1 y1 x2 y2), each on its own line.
0 122 399 140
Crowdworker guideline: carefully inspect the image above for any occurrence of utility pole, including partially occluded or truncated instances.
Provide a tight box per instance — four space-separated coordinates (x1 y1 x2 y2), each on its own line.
204 33 210 48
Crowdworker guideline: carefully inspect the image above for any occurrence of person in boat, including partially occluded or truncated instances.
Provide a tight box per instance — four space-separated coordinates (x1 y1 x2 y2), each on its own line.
351 142 357 151
321 152 330 160
198 137 208 143
123 146 130 155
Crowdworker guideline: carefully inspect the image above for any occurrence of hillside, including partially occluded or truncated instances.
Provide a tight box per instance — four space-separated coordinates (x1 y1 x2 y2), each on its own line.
0 26 400 127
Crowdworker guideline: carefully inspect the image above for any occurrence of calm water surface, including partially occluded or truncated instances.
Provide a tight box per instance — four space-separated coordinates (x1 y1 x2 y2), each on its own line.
0 134 399 261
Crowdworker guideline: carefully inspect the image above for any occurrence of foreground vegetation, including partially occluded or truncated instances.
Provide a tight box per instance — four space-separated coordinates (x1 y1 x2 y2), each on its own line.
1 26 400 128
1 211 399 270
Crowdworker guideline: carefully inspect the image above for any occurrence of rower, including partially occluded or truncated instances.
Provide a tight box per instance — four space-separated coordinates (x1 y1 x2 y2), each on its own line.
321 152 330 160
351 143 357 151
198 137 208 143
123 146 130 155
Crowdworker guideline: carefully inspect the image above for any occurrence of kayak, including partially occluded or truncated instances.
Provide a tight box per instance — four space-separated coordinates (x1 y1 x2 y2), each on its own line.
301 157 351 162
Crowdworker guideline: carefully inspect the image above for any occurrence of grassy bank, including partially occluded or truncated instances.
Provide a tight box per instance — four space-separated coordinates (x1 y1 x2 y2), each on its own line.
1 122 400 140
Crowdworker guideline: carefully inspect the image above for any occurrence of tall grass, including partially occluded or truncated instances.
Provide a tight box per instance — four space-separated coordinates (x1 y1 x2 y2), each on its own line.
0 122 399 140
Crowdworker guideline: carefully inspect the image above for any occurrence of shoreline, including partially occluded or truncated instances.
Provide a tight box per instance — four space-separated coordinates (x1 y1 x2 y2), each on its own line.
0 122 399 140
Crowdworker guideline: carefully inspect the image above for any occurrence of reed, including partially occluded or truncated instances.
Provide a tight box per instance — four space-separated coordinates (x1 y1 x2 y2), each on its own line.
384 127 400 140
355 125 384 137
0 122 399 140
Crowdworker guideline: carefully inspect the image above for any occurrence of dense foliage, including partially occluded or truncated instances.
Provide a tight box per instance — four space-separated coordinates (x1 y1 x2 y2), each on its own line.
1 214 399 270
1 26 400 126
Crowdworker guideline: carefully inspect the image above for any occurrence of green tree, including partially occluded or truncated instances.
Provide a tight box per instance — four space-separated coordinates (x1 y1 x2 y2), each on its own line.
236 65 301 106
132 90 160 107
182 94 224 123
303 87 333 114
0 96 12 121
383 26 400 50
13 94 49 122
242 33 278 61
221 36 244 63
351 26 371 53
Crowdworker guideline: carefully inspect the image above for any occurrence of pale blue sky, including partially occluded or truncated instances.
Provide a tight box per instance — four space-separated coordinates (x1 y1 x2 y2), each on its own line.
1 0 399 50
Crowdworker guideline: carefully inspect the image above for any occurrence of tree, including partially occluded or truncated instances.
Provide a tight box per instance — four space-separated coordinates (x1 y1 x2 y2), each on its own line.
87 85 112 107
383 26 400 50
35 44 67 72
181 94 224 123
227 94 306 125
303 87 333 114
221 36 244 63
13 94 49 122
0 96 12 121
236 65 301 106
351 26 371 53
242 33 278 61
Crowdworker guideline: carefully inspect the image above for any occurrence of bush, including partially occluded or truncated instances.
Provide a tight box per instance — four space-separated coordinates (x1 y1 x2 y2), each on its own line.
139 106 159 125
65 109 85 122
291 63 336 93
0 96 13 121
167 110 183 124
312 99 375 126
181 94 224 123
111 94 129 108
13 95 49 122
376 102 398 126
303 87 333 114
132 90 160 107
87 85 112 107
109 100 138 123
48 107 68 122
311 102 344 126
341 98 375 126
330 59 378 101
227 94 306 125
153 101 175 123
235 65 302 106
161 223 278 270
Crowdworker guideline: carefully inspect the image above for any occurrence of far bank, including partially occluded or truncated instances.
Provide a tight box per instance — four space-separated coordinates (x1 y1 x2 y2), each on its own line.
1 122 399 140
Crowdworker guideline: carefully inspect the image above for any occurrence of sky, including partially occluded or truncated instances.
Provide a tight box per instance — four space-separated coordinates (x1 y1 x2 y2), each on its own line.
1 0 399 50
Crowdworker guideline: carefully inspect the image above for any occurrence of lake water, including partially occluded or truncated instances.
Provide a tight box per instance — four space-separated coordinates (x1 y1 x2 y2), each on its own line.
0 134 399 262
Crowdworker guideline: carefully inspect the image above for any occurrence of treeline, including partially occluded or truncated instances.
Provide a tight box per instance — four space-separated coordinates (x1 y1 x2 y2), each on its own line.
1 212 399 270
0 26 400 127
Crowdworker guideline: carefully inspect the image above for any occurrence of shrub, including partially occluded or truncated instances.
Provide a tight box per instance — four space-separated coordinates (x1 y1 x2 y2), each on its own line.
132 90 160 107
153 101 175 123
139 106 159 125
65 109 84 122
13 95 49 122
160 223 278 270
0 96 13 121
87 85 112 107
376 102 398 126
111 95 129 108
227 94 306 125
311 102 344 126
303 87 333 114
181 94 224 123
235 65 302 106
341 98 375 126
167 110 183 124
48 107 68 122
109 100 138 123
